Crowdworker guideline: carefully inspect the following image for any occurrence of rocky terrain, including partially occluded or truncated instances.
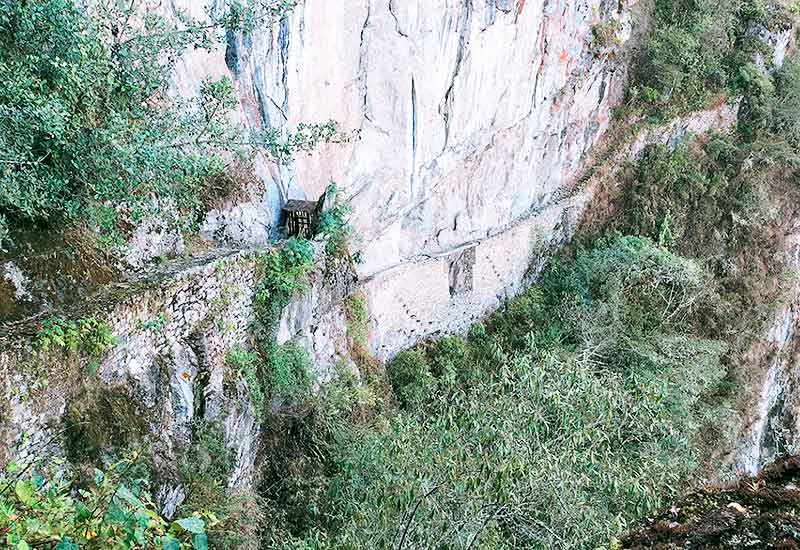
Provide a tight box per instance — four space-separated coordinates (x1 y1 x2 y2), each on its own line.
3 0 800 547
623 455 800 549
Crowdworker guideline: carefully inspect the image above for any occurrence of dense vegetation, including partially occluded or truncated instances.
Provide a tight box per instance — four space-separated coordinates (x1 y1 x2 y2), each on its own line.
0 0 337 250
612 54 800 352
4 0 800 548
232 236 728 549
631 0 793 116
0 455 209 549
240 8 800 548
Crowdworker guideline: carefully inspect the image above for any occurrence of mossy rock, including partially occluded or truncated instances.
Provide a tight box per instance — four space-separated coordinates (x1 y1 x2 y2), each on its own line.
63 383 150 465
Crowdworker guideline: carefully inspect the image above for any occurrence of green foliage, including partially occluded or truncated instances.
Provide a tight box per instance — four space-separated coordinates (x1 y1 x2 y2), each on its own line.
540 236 720 344
0 0 338 247
387 349 434 409
590 20 621 55
37 316 116 360
226 345 266 418
632 0 785 115
315 184 354 257
63 385 148 465
182 422 234 494
253 238 315 337
257 122 345 165
771 59 800 139
259 236 728 548
633 0 731 112
0 455 207 549
0 213 9 251
344 294 369 348
614 136 752 259
221 0 298 32
614 52 800 342
221 238 314 439
739 58 800 165
263 343 311 398
137 313 168 333
0 0 226 237
180 420 263 549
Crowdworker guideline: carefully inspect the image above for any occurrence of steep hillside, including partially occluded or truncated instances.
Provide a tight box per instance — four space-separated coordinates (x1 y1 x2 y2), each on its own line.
3 0 800 548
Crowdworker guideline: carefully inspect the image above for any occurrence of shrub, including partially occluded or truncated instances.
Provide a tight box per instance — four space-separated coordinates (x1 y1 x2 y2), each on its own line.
0 455 208 549
387 349 433 409
315 183 354 257
344 294 369 349
611 61 799 341
429 336 472 388
249 238 315 404
773 59 800 139
254 238 315 336
611 136 756 263
63 385 148 465
0 213 9 251
541 235 719 341
634 0 732 112
226 345 266 418
631 0 784 115
252 237 729 548
264 342 311 398
590 20 621 56
740 58 800 171
741 58 800 159
179 420 261 550
37 316 116 373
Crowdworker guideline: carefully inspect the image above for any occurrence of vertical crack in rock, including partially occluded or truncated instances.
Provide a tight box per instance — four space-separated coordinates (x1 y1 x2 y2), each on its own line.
439 0 473 151
482 0 511 29
761 388 796 467
530 0 551 112
388 0 408 37
278 18 291 115
411 76 418 197
598 74 608 106
254 70 271 127
188 332 210 420
359 0 373 122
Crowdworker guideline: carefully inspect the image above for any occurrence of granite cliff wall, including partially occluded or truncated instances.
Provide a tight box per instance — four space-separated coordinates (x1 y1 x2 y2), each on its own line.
171 0 640 358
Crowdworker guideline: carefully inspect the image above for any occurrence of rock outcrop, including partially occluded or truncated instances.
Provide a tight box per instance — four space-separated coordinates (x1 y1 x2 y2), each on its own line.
173 0 641 358
0 244 357 514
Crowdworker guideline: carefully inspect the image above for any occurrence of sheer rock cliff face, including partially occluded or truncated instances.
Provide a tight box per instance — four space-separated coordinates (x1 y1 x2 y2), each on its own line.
3 0 796 513
737 237 800 476
174 0 640 359
136 1 800 481
0 0 646 509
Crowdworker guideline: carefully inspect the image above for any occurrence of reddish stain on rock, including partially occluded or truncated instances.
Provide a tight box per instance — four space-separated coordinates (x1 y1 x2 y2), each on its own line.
517 0 527 16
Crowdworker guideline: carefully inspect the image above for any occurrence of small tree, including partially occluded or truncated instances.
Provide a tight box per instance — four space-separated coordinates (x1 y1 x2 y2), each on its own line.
0 0 341 248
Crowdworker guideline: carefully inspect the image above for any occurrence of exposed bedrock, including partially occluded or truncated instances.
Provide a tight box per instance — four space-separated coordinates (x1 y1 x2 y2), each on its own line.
175 0 641 357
